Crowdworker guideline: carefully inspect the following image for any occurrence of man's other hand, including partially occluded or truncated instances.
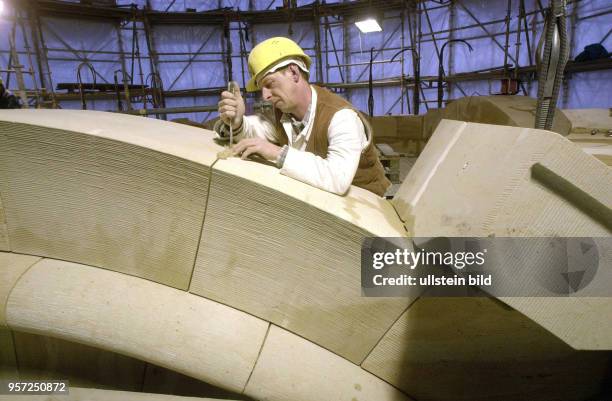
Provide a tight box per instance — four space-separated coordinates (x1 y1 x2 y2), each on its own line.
232 138 282 161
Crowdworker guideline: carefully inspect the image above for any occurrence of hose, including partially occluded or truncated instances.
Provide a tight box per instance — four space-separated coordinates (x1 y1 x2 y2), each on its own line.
535 0 569 130
77 62 97 110
548 1 569 128
437 39 473 108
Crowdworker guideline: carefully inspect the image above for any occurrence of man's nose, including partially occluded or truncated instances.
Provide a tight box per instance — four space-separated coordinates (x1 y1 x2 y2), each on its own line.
262 87 271 100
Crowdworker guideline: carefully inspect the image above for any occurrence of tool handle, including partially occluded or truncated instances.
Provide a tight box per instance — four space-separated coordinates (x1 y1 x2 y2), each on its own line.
227 81 239 146
228 81 239 96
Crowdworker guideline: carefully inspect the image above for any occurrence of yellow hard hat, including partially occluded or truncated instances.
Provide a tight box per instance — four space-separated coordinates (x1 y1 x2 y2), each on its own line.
246 37 312 92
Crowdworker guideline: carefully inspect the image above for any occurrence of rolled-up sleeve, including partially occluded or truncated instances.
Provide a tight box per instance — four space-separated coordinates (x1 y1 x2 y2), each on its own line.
280 109 368 195
214 114 279 144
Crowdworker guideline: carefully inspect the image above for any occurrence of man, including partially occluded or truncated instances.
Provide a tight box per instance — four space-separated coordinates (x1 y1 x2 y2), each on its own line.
215 37 390 197
0 78 22 109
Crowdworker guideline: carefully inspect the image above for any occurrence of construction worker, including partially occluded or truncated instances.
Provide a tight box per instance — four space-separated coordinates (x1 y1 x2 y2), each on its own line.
215 37 390 197
0 78 22 109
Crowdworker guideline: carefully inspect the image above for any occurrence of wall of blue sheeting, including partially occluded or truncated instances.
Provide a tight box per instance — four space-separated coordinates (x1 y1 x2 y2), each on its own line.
0 0 610 123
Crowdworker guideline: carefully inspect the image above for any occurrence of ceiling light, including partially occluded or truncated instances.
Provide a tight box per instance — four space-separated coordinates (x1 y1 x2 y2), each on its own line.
355 18 382 33
0 1 4 15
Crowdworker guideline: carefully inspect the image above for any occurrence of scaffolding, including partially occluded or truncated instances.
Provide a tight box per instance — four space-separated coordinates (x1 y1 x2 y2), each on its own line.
0 0 610 117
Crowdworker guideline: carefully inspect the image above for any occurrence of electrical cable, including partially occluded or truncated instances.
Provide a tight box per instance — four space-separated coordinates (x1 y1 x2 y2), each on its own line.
437 39 473 108
368 47 374 117
76 62 97 110
113 69 123 111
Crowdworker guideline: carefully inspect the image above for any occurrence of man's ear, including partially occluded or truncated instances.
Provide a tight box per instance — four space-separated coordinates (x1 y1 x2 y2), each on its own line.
288 64 300 83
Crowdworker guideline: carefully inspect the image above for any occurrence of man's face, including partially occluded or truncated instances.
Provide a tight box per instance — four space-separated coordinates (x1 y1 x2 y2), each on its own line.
259 66 299 113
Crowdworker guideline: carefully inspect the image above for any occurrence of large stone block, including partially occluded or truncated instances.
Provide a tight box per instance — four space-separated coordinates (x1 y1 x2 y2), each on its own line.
0 110 221 289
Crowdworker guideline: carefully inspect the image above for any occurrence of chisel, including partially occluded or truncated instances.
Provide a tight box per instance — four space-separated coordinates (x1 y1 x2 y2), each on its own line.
227 80 239 147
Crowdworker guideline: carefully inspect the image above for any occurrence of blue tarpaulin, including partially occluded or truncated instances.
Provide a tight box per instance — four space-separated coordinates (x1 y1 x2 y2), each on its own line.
1 0 610 122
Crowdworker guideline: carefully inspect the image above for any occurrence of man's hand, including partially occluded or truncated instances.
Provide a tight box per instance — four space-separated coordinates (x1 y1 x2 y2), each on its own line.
218 87 245 129
232 138 283 161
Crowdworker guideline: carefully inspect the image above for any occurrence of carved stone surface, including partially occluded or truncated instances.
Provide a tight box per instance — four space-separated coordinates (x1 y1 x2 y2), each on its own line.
0 110 610 401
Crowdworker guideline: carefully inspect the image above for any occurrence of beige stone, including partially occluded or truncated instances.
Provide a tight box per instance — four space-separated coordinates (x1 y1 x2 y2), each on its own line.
3 328 245 399
501 297 612 351
0 387 239 401
369 115 397 138
0 252 41 326
141 364 249 400
395 115 424 140
564 108 612 166
563 108 612 133
0 110 223 290
0 195 8 251
421 96 572 139
1 109 609 401
0 109 219 165
573 142 612 166
393 121 612 349
244 324 412 401
393 119 611 237
386 119 612 399
370 115 425 155
12 331 145 390
362 296 610 401
5 258 268 393
0 328 18 380
191 157 412 364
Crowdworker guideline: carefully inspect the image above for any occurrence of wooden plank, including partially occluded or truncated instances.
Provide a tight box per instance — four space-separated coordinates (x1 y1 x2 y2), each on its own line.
0 110 223 290
362 296 611 401
0 252 41 326
244 325 412 401
13 331 145 390
5 258 269 393
191 157 412 364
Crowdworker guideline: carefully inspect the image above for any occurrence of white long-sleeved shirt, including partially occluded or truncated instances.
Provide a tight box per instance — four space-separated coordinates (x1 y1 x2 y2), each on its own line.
215 86 370 195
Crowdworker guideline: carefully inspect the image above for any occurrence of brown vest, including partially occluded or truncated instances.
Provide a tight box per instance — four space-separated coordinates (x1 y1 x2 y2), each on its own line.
273 86 391 197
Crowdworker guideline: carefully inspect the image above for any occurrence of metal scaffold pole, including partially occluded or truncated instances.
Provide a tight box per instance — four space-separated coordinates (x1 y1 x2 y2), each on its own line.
8 17 30 108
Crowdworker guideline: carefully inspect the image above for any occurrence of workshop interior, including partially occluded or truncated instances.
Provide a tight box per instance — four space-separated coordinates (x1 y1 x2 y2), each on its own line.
0 0 611 400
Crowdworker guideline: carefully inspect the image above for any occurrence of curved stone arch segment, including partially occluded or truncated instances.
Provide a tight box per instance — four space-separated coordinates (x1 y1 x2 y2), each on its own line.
0 252 41 326
191 158 413 364
361 296 611 401
0 387 241 400
0 110 224 290
245 324 412 401
5 257 269 393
